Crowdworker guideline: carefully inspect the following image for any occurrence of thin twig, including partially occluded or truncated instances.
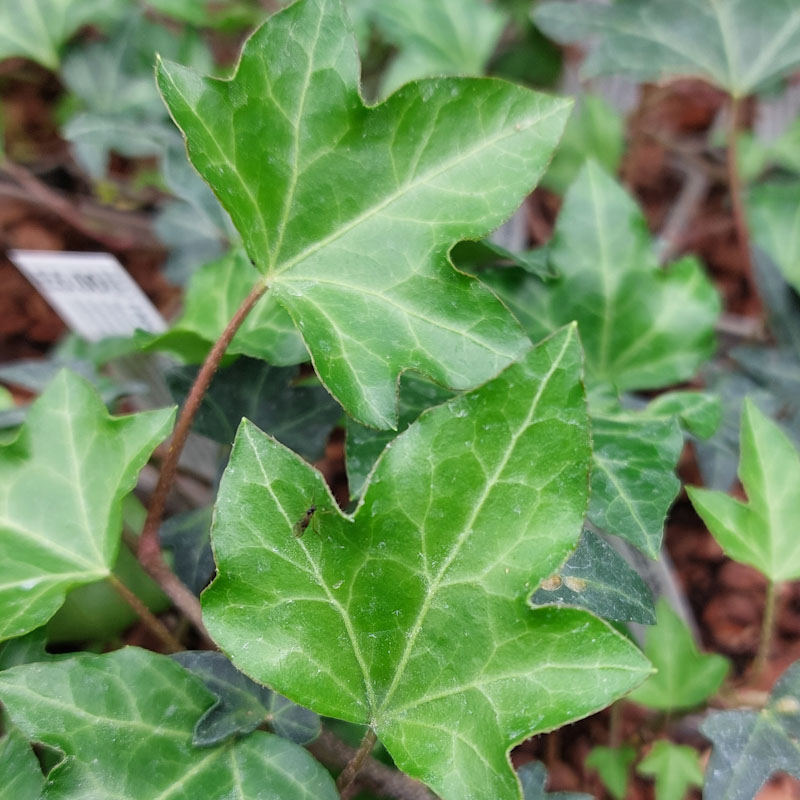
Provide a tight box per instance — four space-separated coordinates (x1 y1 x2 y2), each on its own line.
309 729 435 800
107 574 184 653
753 580 780 680
138 279 268 643
337 728 378 793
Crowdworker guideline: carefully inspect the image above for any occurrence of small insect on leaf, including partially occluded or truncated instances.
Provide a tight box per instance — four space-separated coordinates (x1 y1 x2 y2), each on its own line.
292 504 317 538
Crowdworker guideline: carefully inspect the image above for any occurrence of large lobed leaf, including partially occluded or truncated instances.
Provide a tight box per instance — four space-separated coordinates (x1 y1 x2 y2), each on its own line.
0 371 174 642
157 0 570 428
688 399 800 582
533 0 800 98
203 327 651 800
0 647 338 799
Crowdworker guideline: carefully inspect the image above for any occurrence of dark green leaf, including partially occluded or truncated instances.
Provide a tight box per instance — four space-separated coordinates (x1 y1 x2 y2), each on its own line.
701 659 800 800
160 508 214 596
157 0 570 428
168 358 341 459
172 651 320 747
531 530 655 625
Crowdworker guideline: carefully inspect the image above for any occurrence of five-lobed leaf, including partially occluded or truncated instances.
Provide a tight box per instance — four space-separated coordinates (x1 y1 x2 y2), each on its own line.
533 0 800 98
688 399 800 582
203 326 651 800
585 745 635 800
637 740 703 800
628 599 729 711
701 659 800 799
0 370 174 642
0 647 339 799
157 0 570 428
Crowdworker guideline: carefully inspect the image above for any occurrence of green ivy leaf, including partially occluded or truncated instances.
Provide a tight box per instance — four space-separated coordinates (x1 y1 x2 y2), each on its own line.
0 0 124 70
701 659 800 799
140 249 306 365
372 0 508 96
451 240 557 281
518 761 592 800
0 724 43 800
172 651 320 747
533 0 800 98
641 390 722 439
146 0 265 31
637 740 703 800
585 745 636 800
0 648 339 799
0 628 50 671
160 508 214 596
203 327 651 800
688 399 800 583
747 182 800 295
157 0 569 429
629 599 729 711
480 161 720 395
0 371 174 643
168 358 341 460
531 530 655 625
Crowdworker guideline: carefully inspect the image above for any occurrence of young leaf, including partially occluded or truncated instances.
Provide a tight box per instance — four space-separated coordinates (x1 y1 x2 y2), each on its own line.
687 399 800 582
518 761 592 800
168 358 341 460
372 0 508 96
629 599 729 711
0 0 124 70
747 181 800 295
637 740 703 800
0 724 43 800
533 0 800 98
160 508 214 596
701 659 800 800
172 651 320 747
157 0 570 429
0 648 339 799
480 161 720 394
203 326 651 800
0 371 174 642
585 745 636 800
531 529 656 625
139 249 306 366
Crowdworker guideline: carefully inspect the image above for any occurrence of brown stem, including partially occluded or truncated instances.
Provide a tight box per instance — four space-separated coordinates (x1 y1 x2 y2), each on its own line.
608 701 623 748
753 579 780 680
725 96 756 300
108 574 183 653
138 279 268 642
336 728 377 794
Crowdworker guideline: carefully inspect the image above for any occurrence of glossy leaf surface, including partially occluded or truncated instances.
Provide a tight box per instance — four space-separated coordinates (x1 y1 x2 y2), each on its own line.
0 648 339 799
534 0 800 97
701 659 800 800
204 327 651 800
480 161 719 395
629 599 729 711
0 0 123 69
688 399 800 582
168 359 341 459
173 651 320 747
0 724 43 800
585 745 635 800
0 371 173 642
531 530 655 625
637 740 703 800
158 0 570 428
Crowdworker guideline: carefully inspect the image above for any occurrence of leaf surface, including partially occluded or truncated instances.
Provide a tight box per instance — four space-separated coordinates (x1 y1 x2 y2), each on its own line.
688 399 800 582
160 508 215 596
531 530 655 624
533 0 800 97
748 182 800 295
585 745 635 800
629 599 729 711
157 0 570 428
701 659 800 800
0 648 339 799
0 724 43 800
204 327 650 799
637 740 703 800
0 371 174 642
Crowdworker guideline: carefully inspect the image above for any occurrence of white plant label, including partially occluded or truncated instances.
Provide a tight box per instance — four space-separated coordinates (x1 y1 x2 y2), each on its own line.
9 250 167 342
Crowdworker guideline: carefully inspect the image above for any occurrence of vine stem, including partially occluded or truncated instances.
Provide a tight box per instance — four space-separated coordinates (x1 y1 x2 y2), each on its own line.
108 574 184 654
753 579 780 680
725 96 756 300
336 728 377 794
138 279 268 642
